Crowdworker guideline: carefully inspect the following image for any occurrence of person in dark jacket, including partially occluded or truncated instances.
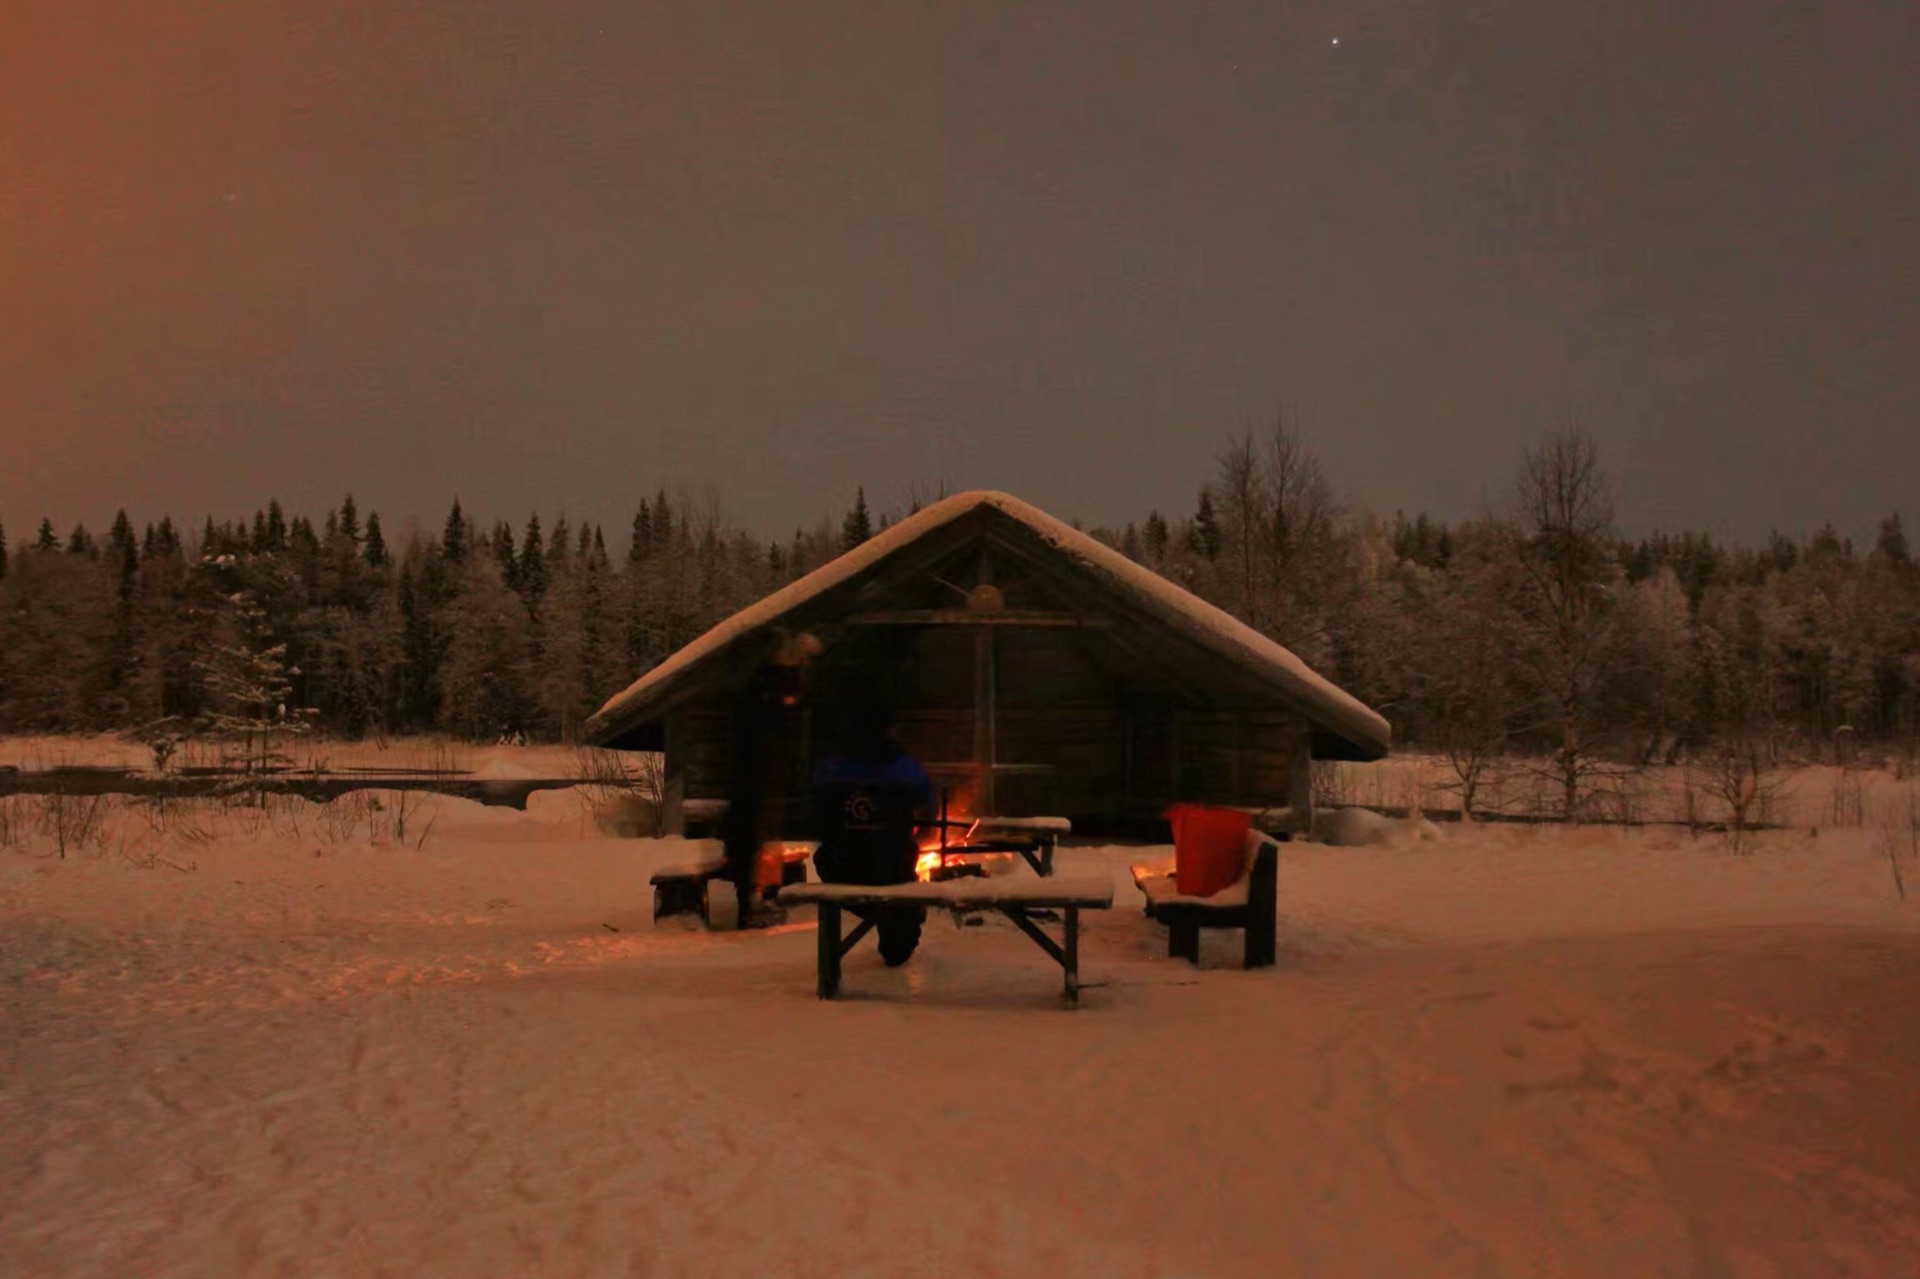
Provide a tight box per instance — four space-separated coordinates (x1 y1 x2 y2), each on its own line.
719 631 820 926
810 693 933 965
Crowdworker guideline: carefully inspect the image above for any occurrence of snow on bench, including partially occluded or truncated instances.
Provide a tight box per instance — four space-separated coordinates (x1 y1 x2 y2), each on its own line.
651 845 810 921
1135 870 1252 910
777 877 1114 1004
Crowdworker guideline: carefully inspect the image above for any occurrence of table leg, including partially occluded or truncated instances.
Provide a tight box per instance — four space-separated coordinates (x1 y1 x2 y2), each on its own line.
1064 906 1080 1005
1169 918 1199 963
817 902 841 999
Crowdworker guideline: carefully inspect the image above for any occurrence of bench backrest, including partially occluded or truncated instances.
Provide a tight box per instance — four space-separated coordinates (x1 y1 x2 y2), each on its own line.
1245 830 1280 917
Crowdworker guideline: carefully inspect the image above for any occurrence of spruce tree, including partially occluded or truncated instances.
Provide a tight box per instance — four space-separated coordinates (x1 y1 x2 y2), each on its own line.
0 511 7 581
493 521 519 590
363 511 389 567
629 503 651 564
339 494 360 549
1143 510 1170 561
652 491 673 554
67 523 97 557
398 551 450 729
288 517 322 588
265 499 288 552
1189 491 1222 562
443 499 469 562
195 582 310 774
518 515 549 602
107 511 138 597
36 518 59 551
841 486 872 551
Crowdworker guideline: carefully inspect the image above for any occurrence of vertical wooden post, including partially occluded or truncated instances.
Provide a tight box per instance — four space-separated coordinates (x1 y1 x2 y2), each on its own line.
1064 907 1080 1005
1228 711 1243 803
793 705 814 835
971 548 999 817
974 625 997 817
817 902 842 999
1168 710 1183 801
1289 726 1315 841
662 712 686 836
1245 841 1278 969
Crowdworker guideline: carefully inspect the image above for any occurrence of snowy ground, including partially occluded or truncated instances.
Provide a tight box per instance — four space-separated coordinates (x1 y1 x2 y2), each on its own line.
5 765 1920 1276
0 732 595 780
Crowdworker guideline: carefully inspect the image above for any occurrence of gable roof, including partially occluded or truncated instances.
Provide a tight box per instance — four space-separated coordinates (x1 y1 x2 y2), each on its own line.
583 490 1390 759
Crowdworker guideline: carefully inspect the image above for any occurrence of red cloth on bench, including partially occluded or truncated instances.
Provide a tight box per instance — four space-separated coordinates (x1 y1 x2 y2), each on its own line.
1168 804 1250 897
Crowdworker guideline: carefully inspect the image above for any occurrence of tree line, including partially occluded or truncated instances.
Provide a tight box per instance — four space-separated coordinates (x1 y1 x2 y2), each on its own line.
1094 427 1917 816
0 490 879 749
2 443 1915 812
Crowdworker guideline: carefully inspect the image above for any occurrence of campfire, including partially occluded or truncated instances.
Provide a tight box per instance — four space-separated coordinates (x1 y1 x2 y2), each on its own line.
913 843 945 882
915 789 983 881
915 822 983 881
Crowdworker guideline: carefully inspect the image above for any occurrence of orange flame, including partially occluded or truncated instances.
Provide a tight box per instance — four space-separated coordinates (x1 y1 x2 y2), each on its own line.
913 816 982 880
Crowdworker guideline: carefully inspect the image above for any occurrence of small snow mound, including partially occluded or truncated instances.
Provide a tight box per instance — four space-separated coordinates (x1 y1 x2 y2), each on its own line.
1312 806 1443 847
474 757 539 780
593 793 663 838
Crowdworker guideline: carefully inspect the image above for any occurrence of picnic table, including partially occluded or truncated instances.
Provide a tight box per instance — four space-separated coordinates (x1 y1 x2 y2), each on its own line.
777 875 1114 1005
930 815 1071 877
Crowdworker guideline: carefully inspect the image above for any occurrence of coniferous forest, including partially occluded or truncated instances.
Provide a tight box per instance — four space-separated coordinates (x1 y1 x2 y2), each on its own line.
3 432 1915 794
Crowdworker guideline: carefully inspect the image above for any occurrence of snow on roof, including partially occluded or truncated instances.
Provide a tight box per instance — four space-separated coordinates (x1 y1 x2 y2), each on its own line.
584 490 1390 758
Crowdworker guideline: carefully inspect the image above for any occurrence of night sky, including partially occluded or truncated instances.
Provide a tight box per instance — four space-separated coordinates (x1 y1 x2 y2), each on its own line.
4 1 1915 543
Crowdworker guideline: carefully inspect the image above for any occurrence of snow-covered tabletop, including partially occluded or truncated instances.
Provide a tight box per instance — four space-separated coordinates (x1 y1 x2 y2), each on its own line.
780 876 1113 909
969 815 1071 835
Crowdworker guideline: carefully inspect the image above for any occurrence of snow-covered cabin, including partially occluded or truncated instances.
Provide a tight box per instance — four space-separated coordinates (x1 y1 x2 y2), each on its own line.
583 490 1389 833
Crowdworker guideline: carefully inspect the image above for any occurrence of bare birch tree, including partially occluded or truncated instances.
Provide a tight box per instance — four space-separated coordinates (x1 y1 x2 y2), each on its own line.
1214 430 1266 629
1509 430 1618 819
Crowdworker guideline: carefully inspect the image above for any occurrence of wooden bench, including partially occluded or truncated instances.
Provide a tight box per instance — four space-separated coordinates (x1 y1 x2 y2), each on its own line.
776 877 1115 1005
1130 830 1281 969
651 846 810 921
